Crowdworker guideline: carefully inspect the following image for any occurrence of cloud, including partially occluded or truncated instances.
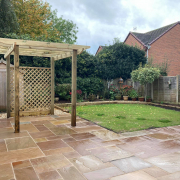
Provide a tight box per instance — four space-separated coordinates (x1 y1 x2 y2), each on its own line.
44 0 180 54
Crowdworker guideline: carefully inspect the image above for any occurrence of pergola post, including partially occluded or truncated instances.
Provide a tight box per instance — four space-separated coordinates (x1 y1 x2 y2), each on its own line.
71 49 77 126
6 55 10 118
14 45 20 133
51 57 54 115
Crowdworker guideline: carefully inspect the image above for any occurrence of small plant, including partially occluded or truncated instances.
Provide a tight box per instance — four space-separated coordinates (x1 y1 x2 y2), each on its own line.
129 89 138 98
146 96 151 99
160 101 164 104
120 85 133 96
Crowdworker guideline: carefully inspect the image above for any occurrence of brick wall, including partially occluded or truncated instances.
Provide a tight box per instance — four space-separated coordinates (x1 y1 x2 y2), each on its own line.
124 34 145 50
148 24 180 76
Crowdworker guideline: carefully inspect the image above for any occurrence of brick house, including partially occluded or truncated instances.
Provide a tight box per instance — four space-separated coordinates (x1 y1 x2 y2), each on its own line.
124 21 180 76
95 46 105 56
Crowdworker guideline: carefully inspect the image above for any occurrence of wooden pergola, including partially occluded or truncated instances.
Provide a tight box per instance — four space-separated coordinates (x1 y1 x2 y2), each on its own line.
0 38 90 133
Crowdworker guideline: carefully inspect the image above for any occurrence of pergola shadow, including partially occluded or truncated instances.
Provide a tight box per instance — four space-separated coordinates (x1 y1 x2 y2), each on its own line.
0 38 90 133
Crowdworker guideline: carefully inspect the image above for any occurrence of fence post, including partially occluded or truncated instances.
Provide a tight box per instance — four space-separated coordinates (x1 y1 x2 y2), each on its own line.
14 45 20 133
177 75 179 103
6 56 10 118
51 57 54 115
151 82 153 101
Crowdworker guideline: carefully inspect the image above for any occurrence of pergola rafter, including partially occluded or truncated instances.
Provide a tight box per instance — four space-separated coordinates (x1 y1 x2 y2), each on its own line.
1 37 90 133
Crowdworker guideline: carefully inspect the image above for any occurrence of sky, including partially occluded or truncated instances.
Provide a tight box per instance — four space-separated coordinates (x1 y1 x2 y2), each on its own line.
44 0 180 55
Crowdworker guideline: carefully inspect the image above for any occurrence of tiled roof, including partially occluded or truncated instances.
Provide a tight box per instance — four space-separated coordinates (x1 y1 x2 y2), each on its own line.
131 22 178 46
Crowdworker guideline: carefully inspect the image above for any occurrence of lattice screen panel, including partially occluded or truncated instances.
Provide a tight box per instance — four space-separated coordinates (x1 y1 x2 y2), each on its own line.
10 67 51 113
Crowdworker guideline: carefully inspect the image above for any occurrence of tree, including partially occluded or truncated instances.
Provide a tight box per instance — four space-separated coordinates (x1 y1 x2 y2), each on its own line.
77 51 97 78
0 0 19 35
96 42 147 80
131 64 160 100
10 0 78 43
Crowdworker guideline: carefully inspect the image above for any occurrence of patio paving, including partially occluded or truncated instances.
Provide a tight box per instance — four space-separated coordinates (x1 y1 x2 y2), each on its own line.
0 112 180 180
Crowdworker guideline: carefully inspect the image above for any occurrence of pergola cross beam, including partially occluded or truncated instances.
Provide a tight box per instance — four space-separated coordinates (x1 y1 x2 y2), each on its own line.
4 43 15 59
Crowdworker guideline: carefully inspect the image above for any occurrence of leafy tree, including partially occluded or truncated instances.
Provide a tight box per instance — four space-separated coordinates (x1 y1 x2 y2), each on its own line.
96 42 147 80
0 0 19 35
10 0 78 43
131 64 160 100
147 57 169 76
77 51 97 78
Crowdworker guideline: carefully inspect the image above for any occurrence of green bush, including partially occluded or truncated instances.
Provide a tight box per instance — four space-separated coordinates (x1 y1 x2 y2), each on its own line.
55 84 71 100
77 77 104 95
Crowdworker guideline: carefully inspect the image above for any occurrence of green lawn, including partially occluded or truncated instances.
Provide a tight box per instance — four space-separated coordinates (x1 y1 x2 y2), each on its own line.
74 104 180 133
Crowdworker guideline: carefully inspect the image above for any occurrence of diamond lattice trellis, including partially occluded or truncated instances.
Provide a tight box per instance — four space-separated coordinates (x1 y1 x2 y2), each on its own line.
10 67 51 112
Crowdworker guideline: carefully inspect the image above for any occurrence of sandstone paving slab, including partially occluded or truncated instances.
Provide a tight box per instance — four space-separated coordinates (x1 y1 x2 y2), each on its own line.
106 146 121 151
0 120 12 128
0 147 44 164
50 120 70 125
111 171 156 180
70 155 113 173
67 139 100 156
143 166 169 178
94 149 132 162
13 124 39 133
146 152 180 173
49 126 77 135
58 165 86 180
0 131 29 140
72 125 104 133
14 166 39 180
34 137 47 143
37 139 68 151
43 147 74 156
88 147 109 155
121 130 152 137
63 151 81 159
6 137 37 151
62 137 77 143
30 154 70 174
20 116 55 122
96 139 122 147
0 127 14 134
30 130 55 139
112 156 151 173
12 160 32 169
83 166 124 180
38 170 62 180
157 127 180 135
0 163 14 180
31 120 52 125
70 132 96 140
0 139 7 152
46 134 70 141
157 172 180 180
34 124 49 131
91 130 123 141
147 133 174 140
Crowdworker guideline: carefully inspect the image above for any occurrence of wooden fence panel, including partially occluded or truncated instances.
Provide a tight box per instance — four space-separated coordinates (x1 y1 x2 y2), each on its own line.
0 69 6 110
10 67 51 116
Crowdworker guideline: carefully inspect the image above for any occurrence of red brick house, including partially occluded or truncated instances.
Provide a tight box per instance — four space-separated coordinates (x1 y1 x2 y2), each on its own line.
95 46 105 56
124 21 180 76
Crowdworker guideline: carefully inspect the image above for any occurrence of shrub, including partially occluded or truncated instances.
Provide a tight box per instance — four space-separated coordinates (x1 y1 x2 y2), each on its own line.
129 89 138 98
120 85 133 96
55 84 71 100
